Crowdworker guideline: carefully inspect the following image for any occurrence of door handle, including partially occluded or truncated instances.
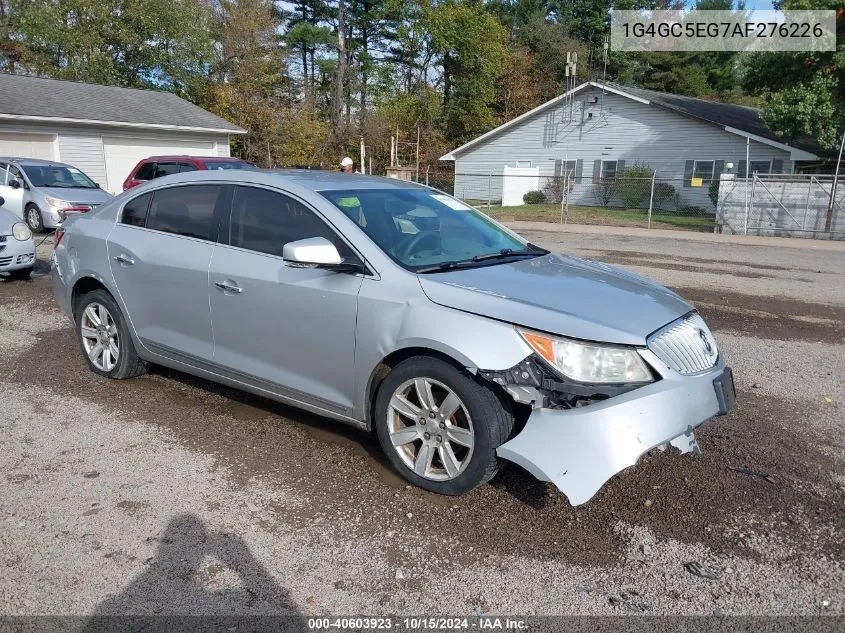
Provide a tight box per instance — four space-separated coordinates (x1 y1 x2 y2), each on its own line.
214 280 242 294
114 254 135 265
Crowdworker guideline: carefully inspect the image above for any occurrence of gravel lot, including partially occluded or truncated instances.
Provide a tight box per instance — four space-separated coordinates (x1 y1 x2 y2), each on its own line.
1 226 843 617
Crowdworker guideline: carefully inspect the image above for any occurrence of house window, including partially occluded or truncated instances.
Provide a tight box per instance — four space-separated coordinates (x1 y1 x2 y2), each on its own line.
601 160 618 179
750 160 771 175
738 159 780 178
515 160 532 168
693 160 715 182
555 160 578 178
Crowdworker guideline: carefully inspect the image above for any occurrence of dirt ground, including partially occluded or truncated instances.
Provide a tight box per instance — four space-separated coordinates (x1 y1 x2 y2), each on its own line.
1 227 843 617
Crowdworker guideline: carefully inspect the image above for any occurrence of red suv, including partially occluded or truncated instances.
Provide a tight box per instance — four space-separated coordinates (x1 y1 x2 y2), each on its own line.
122 156 257 191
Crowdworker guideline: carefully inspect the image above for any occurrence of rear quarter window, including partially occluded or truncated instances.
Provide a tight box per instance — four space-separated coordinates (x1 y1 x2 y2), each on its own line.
121 193 152 227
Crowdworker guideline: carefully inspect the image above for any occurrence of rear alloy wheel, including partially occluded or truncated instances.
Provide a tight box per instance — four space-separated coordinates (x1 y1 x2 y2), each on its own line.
75 289 148 379
375 356 515 495
25 204 44 233
80 302 120 372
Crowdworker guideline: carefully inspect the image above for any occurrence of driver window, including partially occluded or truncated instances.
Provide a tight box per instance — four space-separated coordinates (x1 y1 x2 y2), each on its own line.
8 165 25 186
0 163 8 186
229 186 350 259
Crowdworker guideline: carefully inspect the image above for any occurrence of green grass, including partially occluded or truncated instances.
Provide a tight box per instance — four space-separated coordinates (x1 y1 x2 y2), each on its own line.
470 202 715 232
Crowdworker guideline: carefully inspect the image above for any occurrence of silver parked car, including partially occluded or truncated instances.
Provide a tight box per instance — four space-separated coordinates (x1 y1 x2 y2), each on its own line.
51 170 735 504
0 196 36 278
0 158 113 232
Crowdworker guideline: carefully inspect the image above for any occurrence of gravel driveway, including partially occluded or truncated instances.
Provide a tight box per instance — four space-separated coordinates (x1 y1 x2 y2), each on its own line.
1 227 843 617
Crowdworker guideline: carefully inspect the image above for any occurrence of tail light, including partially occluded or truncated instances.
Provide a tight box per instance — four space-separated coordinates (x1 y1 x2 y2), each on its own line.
54 228 65 248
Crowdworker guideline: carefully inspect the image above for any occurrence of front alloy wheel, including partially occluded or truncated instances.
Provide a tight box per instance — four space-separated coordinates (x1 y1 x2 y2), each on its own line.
80 302 120 372
374 356 515 495
388 377 475 481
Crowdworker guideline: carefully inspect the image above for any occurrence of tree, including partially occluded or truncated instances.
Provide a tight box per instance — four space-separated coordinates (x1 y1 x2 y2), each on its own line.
204 0 291 165
10 0 214 100
425 0 509 143
743 0 844 150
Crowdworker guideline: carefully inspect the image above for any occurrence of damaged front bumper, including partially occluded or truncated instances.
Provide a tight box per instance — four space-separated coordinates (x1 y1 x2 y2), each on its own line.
495 355 735 505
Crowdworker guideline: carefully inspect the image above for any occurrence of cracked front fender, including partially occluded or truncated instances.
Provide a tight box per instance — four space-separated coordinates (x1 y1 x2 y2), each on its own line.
496 359 731 505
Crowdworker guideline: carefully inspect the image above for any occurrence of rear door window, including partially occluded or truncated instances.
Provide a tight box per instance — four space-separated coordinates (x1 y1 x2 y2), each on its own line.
146 185 224 241
135 162 156 181
122 192 152 227
178 162 199 173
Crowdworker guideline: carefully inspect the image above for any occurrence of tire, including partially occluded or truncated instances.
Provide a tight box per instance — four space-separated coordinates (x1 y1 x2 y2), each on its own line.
7 267 33 279
374 356 515 495
25 204 44 233
74 289 148 379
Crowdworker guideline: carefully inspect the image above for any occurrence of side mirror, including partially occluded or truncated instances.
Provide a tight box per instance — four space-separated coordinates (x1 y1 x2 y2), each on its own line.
282 237 365 274
283 237 342 266
9 178 21 190
0 196 5 206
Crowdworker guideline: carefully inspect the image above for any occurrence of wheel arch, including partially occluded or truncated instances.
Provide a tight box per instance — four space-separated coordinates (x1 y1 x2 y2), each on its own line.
363 344 476 432
71 275 113 315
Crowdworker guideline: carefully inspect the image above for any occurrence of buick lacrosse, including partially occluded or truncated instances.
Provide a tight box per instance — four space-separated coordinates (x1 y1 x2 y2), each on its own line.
52 170 734 504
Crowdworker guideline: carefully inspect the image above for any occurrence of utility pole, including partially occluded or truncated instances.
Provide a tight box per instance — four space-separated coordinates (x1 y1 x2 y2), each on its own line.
415 126 420 182
825 128 845 232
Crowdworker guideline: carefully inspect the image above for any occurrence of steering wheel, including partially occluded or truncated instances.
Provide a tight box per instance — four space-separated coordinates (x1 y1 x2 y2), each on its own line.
395 230 441 260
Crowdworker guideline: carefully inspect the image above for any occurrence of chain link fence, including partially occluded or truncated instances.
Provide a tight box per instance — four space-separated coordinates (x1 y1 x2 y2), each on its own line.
421 169 718 232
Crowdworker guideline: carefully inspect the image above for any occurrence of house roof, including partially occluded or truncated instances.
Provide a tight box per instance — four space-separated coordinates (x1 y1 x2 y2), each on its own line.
0 73 245 134
439 81 822 162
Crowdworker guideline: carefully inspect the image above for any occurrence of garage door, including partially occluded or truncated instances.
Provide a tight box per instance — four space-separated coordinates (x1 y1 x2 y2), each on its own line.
0 132 56 161
102 136 215 194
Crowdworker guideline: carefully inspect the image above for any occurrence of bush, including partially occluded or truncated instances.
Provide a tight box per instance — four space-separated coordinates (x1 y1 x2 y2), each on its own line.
523 190 545 204
615 161 653 208
652 182 678 210
708 179 720 209
677 204 708 216
592 178 615 206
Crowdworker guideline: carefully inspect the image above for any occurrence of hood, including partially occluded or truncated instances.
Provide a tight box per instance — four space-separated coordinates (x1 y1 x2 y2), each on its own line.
417 253 692 346
0 206 22 234
39 187 113 205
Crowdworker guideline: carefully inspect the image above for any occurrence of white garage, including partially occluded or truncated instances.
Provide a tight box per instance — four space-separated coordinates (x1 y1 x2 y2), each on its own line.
0 73 245 194
0 131 56 161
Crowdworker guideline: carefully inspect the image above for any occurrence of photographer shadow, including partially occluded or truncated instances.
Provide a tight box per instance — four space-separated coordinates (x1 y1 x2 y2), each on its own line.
81 513 305 633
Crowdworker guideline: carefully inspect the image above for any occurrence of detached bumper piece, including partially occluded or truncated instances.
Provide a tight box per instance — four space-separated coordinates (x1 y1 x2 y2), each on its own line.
494 358 734 505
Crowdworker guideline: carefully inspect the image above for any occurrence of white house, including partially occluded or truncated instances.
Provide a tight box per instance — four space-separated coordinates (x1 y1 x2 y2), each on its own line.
440 82 824 209
0 73 245 194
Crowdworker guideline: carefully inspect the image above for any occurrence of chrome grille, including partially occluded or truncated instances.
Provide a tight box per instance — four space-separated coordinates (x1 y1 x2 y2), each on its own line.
648 313 719 375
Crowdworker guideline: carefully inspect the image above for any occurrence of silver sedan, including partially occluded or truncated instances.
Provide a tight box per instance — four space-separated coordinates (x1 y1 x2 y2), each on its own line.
51 170 735 504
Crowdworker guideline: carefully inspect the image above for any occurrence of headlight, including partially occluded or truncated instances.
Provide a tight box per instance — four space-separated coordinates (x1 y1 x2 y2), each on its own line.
518 328 653 384
12 222 32 241
45 196 70 209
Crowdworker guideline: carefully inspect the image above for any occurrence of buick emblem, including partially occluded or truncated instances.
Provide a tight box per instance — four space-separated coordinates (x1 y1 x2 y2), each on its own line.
698 329 713 355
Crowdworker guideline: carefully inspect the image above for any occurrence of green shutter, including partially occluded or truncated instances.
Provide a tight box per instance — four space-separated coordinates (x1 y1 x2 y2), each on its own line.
683 160 695 188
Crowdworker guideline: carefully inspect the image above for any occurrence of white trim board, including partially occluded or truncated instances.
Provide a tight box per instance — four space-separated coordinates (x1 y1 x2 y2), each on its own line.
0 113 245 135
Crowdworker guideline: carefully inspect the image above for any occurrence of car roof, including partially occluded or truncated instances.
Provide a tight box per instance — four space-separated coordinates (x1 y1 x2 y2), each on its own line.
0 157 74 168
145 168 430 192
140 156 251 162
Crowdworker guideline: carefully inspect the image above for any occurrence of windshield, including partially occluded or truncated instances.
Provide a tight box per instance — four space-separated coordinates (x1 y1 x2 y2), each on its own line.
22 164 98 188
201 160 257 170
320 188 537 272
